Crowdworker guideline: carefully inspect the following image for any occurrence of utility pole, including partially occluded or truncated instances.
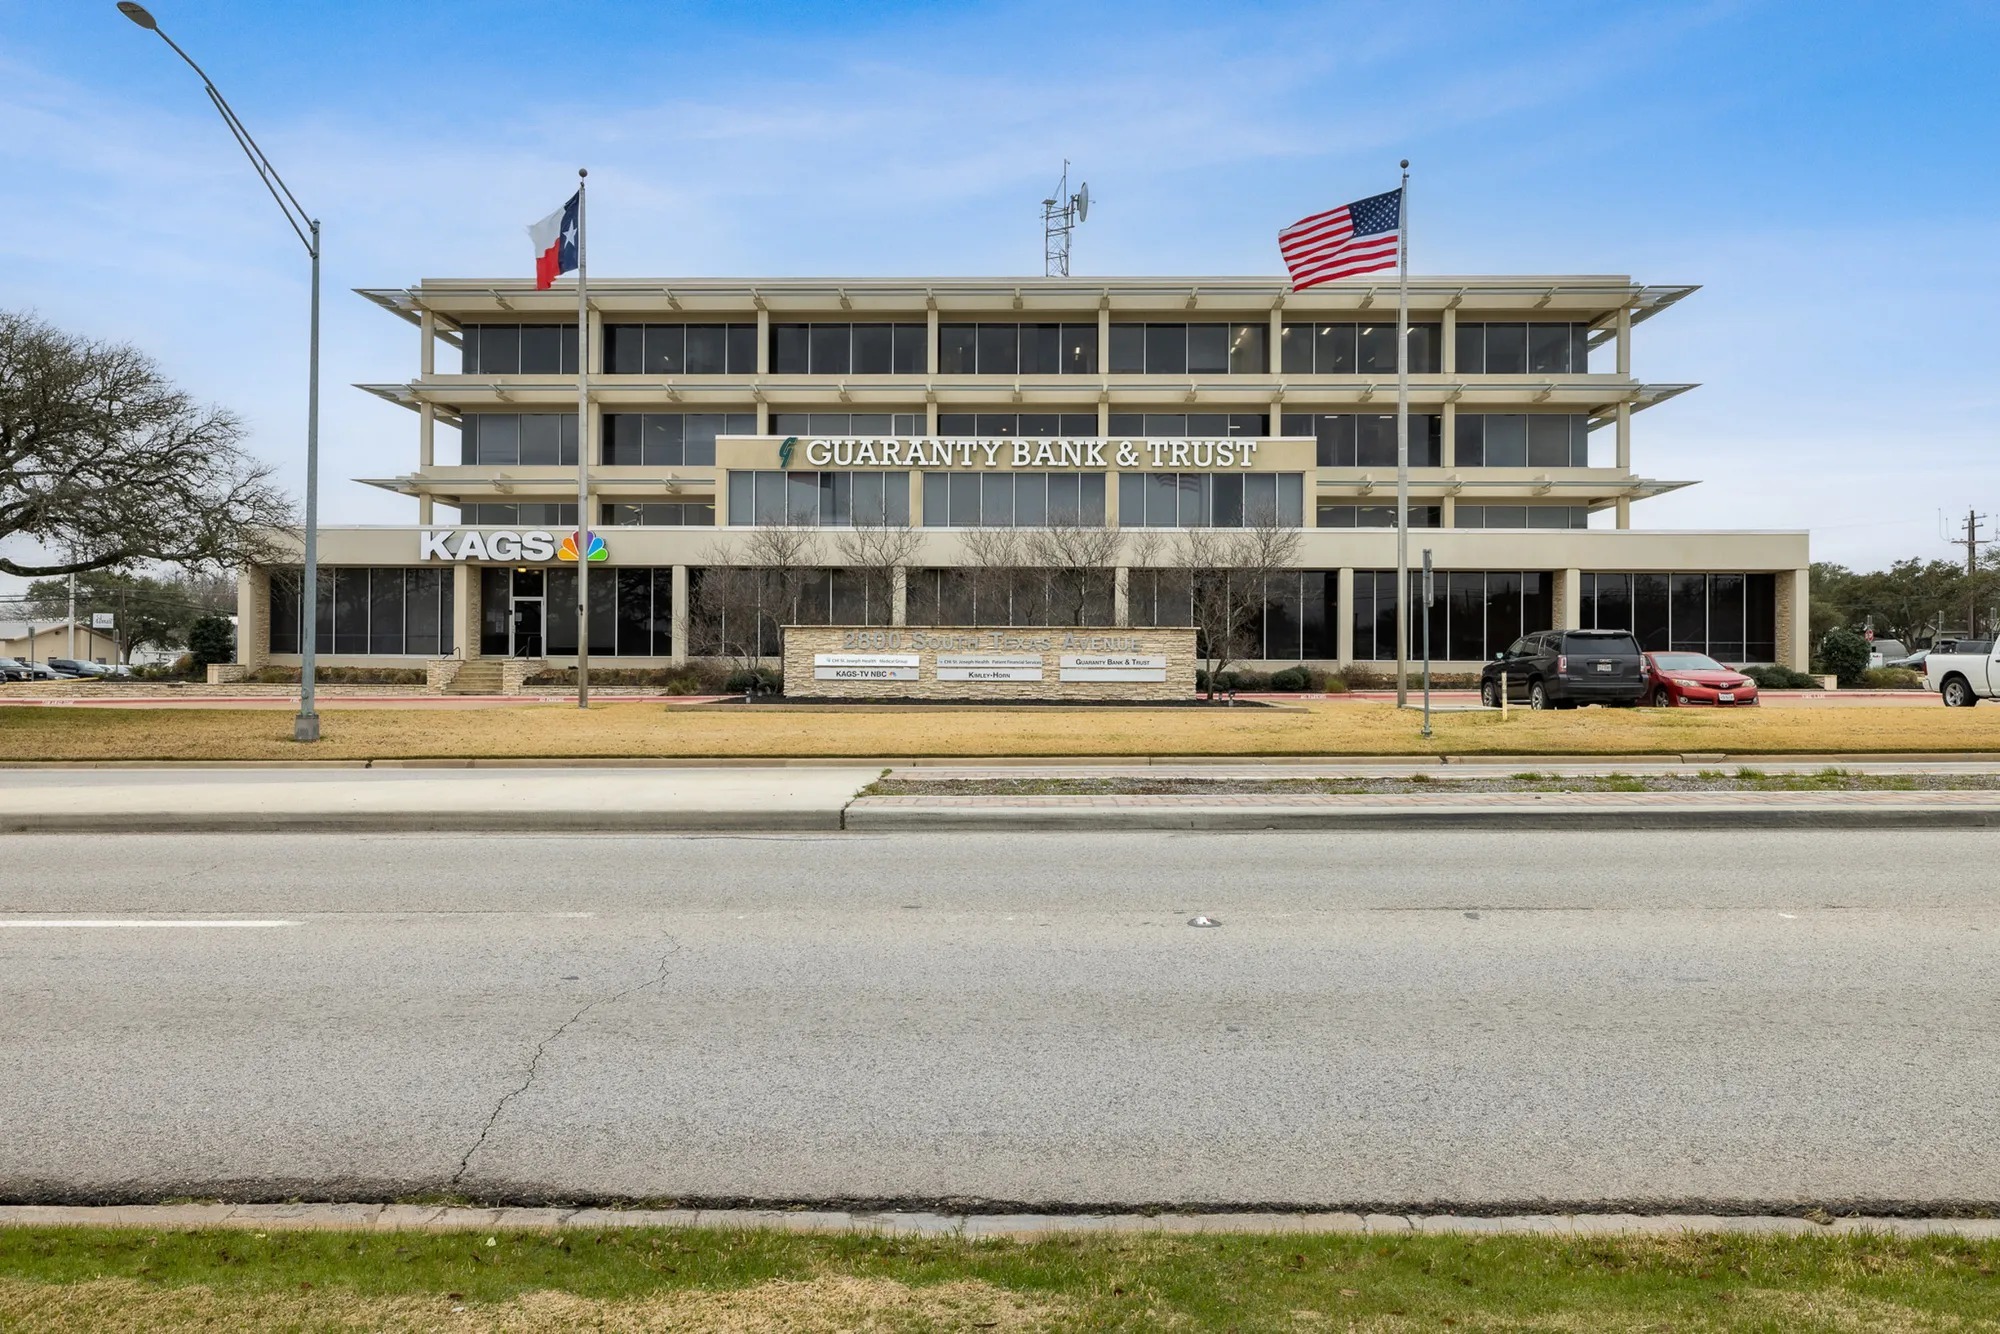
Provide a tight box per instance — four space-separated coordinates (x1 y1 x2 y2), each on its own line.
1943 508 1990 639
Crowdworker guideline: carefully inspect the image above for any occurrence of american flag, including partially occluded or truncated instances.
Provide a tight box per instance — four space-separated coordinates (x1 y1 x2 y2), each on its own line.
1279 187 1403 290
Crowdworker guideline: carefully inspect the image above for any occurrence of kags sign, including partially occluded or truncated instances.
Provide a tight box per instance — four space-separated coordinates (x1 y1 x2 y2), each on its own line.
418 529 608 563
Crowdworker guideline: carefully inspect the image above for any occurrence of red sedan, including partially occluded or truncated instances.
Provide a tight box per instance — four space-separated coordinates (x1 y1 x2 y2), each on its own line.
1642 652 1759 707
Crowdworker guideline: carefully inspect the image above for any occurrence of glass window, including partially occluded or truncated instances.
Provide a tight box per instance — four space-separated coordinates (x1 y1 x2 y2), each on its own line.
477 325 518 374
1079 472 1106 524
1455 322 1483 374
1280 323 1314 373
1244 472 1278 525
1484 414 1526 467
603 414 640 465
1484 323 1527 374
948 472 981 526
1229 323 1268 374
1015 471 1047 526
1019 324 1060 374
808 324 849 375
726 324 756 373
685 325 725 374
1355 414 1395 468
1745 574 1777 662
367 568 404 654
852 324 892 374
684 414 722 467
981 473 1015 526
938 324 976 374
1709 574 1747 662
1529 324 1570 374
1276 473 1302 526
1454 412 1483 467
1446 572 1484 662
1187 324 1228 374
561 324 579 375
770 324 808 373
849 472 883 525
893 323 927 373
975 413 1016 436
519 325 561 375
519 414 561 466
1356 324 1396 373
645 324 685 374
602 325 636 374
977 324 1018 374
1571 325 1591 375
1669 574 1709 652
474 414 518 465
1406 323 1440 373
1142 413 1185 438
1212 472 1242 528
922 471 947 523
1108 324 1145 373
458 325 480 375
331 568 369 655
1527 415 1572 468
643 414 683 466
1317 323 1355 373
1144 472 1177 528
1062 323 1098 374
1118 473 1145 528
1145 324 1187 374
1633 574 1670 651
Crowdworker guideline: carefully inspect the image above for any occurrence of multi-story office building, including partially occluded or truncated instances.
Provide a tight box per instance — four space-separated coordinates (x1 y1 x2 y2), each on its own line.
231 274 1810 675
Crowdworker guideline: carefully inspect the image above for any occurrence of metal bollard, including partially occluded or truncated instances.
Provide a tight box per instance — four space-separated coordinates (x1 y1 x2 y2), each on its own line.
1501 670 1509 719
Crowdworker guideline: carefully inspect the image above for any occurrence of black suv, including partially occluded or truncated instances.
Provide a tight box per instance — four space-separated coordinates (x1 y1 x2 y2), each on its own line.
1479 629 1645 710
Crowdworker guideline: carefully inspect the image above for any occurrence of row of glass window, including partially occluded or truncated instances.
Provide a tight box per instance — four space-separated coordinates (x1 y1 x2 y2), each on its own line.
456 502 714 527
1126 570 1338 661
771 412 927 437
1456 323 1591 376
459 319 1595 379
268 567 455 656
688 568 898 657
1278 324 1441 375
460 324 578 376
904 568 1115 630
919 472 1109 528
1579 572 1779 662
1280 413 1444 468
479 566 674 658
1456 505 1592 529
1318 505 1442 529
771 324 927 375
1455 414 1593 468
460 413 580 467
726 470 913 528
1352 570 1556 662
1117 472 1305 529
601 324 758 375
601 413 756 467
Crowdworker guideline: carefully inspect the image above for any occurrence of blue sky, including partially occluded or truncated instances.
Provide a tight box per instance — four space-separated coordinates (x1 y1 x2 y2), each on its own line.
3 0 1996 578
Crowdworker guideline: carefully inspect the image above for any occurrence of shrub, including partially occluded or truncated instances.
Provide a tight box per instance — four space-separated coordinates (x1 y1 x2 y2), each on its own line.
1266 666 1311 692
1742 664 1820 690
242 665 425 685
1860 666 1926 690
1818 627 1870 688
723 666 783 695
187 615 234 667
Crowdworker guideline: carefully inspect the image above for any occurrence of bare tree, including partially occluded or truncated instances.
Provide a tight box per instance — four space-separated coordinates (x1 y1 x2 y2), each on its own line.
690 519 826 669
1 310 293 577
1172 516 1303 697
1019 518 1120 626
832 517 920 627
955 526 1024 625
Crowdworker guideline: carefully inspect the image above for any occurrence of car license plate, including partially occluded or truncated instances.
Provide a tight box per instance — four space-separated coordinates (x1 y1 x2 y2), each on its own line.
1718 692 1734 702
1594 661 1613 673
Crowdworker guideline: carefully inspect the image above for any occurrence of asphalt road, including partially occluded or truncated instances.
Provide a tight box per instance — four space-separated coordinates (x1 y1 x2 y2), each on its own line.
3 830 1995 1212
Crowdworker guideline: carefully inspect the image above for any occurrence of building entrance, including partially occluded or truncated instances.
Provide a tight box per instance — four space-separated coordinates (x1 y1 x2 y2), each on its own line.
510 569 545 657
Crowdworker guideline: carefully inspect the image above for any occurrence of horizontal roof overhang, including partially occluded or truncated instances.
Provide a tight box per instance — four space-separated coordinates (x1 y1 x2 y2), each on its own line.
357 276 1697 326
358 377 1697 421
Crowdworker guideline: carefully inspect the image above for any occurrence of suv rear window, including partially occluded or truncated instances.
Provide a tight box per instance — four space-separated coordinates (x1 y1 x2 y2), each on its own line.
1561 631 1640 655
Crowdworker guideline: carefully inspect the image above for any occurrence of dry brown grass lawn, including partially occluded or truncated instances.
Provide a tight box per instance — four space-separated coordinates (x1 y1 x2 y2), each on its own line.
3 699 1999 761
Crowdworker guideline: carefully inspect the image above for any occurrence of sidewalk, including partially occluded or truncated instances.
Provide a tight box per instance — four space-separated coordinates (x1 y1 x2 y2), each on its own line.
5 761 2000 832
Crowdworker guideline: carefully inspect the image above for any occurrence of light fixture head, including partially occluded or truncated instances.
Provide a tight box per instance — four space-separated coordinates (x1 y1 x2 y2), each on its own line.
116 2 158 28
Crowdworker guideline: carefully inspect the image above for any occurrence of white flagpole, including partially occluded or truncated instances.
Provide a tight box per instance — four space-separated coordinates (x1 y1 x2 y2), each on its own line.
1394 159 1411 709
574 168 591 709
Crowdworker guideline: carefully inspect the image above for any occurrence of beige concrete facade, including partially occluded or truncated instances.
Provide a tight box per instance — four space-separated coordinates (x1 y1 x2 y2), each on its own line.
242 273 1810 674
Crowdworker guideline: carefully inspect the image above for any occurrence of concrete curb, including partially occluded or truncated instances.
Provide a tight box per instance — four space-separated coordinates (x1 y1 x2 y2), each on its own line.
843 803 2000 832
1 1203 1995 1238
0 810 845 835
7 752 2000 770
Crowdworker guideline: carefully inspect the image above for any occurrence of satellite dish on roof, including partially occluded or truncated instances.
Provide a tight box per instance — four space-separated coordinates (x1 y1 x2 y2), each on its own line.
1042 161 1090 276
1074 182 1090 222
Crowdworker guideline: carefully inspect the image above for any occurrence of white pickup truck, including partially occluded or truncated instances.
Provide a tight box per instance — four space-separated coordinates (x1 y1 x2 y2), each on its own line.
1926 639 2000 707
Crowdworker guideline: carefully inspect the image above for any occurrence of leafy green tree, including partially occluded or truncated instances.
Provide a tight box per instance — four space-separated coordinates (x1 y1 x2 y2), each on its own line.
187 616 234 667
1808 562 1857 647
1 310 291 577
1818 625 1870 687
20 568 231 663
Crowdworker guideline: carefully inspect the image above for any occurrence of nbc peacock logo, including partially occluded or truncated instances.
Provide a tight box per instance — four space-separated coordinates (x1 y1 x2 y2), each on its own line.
557 530 608 563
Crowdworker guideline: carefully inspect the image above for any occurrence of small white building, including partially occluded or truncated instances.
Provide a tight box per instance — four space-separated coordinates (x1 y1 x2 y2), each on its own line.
0 621 121 664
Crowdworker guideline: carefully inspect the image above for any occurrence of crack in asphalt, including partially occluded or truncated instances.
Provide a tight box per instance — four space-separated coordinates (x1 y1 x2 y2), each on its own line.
449 936 680 1188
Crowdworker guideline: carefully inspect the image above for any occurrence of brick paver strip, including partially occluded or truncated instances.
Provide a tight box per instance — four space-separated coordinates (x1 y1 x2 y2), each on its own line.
1 1203 1996 1237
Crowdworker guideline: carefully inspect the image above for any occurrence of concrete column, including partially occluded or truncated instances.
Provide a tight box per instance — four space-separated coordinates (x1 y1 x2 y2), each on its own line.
1560 568 1583 630
236 567 268 669
756 307 770 374
756 400 769 434
671 564 691 664
1440 400 1456 468
1441 495 1457 527
926 399 938 434
926 306 940 373
1267 305 1283 372
1098 398 1110 437
1113 566 1130 627
892 565 908 627
419 309 436 376
1616 497 1632 530
1616 402 1631 471
1335 568 1355 666
452 563 478 659
419 401 435 470
1103 462 1121 528
1788 567 1811 671
1616 305 1632 377
908 467 925 526
1441 307 1456 375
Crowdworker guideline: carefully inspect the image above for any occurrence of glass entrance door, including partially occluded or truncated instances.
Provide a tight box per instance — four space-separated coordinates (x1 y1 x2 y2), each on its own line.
510 568 547 658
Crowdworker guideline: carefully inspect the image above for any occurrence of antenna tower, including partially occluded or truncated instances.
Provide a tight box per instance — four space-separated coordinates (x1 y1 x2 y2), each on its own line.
1041 160 1090 277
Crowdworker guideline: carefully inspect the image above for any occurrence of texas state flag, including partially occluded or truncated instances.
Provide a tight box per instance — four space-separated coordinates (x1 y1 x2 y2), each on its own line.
528 192 580 290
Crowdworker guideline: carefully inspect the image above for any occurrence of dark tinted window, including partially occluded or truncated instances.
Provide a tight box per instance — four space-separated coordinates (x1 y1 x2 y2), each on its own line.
770 324 809 373
1564 630 1640 656
1144 324 1187 374
852 324 893 374
809 324 850 374
1484 323 1526 374
938 324 976 373
1108 324 1145 373
685 325 725 374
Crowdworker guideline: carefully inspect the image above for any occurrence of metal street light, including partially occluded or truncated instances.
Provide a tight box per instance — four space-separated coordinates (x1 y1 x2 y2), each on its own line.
118 1 323 742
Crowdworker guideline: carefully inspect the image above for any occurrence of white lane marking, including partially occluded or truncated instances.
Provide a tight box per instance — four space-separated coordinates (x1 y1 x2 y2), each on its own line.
0 920 300 929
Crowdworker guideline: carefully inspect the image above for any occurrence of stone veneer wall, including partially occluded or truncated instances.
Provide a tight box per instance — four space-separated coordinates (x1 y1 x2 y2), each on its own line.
781 625 1197 701
1775 573 1800 671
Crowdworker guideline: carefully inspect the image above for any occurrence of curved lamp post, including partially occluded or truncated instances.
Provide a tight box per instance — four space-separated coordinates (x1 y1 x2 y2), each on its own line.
118 1 322 741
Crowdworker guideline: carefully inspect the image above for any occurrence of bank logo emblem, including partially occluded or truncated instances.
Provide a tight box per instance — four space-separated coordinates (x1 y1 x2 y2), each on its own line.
558 531 607 563
778 435 798 470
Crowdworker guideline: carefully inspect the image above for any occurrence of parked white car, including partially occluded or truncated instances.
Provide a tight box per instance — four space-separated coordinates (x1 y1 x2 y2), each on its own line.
1926 639 2000 707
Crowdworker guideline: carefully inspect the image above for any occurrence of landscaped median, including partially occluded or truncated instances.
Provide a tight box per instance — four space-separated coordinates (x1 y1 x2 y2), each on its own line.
4 699 2000 762
3 1220 1998 1331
